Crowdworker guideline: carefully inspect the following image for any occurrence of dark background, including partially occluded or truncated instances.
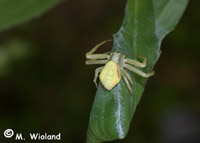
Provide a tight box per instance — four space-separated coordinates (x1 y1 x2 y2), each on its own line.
0 0 199 143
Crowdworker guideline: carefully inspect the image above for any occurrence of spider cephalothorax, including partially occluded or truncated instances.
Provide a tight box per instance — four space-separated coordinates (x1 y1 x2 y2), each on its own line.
85 40 154 94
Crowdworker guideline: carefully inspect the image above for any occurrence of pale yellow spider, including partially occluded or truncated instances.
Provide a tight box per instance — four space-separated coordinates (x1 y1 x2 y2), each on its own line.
85 40 154 94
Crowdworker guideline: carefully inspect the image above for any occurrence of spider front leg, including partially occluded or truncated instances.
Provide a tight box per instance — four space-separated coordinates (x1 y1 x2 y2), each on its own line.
93 66 104 87
124 55 147 68
86 40 112 60
124 64 154 78
86 59 108 65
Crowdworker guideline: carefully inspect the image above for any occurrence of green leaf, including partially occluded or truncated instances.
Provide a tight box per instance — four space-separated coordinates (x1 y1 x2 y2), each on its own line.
86 0 188 142
0 0 62 31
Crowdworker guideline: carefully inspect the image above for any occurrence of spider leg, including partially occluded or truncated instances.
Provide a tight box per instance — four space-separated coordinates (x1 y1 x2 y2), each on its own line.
122 72 132 94
86 59 108 65
124 55 147 68
122 69 133 85
124 64 154 78
86 40 112 60
94 66 104 87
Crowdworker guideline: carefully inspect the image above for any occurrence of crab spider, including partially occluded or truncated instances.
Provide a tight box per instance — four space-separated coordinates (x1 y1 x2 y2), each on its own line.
85 40 154 94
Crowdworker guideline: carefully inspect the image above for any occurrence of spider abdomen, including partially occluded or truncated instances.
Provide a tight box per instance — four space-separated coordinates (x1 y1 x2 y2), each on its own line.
99 61 121 90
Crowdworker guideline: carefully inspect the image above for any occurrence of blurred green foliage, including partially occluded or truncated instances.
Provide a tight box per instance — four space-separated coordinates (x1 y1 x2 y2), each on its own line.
0 0 199 143
0 0 61 31
0 38 34 76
